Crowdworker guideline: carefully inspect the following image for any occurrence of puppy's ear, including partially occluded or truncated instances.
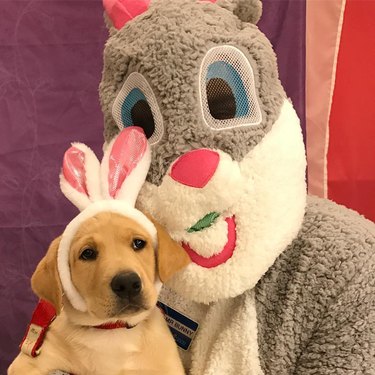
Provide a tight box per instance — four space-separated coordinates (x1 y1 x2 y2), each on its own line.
31 236 63 314
148 217 190 283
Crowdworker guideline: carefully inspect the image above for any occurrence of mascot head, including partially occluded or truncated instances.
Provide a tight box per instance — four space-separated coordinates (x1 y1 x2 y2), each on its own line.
100 0 307 303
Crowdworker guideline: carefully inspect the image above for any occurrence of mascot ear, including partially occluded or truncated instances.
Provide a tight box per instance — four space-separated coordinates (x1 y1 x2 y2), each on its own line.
216 0 262 24
104 12 118 36
103 0 151 31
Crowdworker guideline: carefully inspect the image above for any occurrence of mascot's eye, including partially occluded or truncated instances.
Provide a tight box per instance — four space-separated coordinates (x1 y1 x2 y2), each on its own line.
122 88 155 139
199 45 262 130
112 72 163 145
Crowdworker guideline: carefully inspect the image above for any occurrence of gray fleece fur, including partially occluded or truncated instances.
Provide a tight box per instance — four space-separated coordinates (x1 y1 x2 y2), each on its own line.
256 196 375 374
99 0 375 373
217 0 263 24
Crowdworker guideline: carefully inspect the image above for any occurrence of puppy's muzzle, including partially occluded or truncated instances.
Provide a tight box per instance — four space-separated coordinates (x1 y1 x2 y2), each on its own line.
111 272 142 300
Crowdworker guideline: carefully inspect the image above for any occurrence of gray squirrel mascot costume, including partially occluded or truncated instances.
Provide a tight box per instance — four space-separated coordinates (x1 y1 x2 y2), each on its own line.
100 0 375 373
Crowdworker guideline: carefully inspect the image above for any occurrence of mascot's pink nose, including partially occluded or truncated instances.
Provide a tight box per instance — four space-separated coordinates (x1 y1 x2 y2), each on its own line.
170 149 220 188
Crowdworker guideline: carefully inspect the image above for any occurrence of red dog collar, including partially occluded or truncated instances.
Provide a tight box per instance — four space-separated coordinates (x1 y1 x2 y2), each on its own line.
20 300 133 358
94 321 131 330
19 300 133 375
20 300 56 358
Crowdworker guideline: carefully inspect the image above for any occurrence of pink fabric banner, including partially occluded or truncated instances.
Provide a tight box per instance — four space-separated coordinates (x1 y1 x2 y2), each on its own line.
306 0 346 198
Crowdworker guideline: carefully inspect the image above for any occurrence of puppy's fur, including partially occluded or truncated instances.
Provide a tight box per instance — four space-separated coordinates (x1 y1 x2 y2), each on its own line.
9 212 189 375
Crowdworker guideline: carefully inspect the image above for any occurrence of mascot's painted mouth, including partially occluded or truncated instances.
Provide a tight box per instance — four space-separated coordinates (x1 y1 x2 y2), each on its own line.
182 216 236 268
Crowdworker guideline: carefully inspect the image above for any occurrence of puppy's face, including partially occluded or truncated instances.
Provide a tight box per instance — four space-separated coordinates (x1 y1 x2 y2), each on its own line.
70 212 157 320
31 211 190 323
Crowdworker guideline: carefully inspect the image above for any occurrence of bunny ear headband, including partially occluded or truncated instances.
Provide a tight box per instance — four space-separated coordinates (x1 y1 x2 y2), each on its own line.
58 127 157 312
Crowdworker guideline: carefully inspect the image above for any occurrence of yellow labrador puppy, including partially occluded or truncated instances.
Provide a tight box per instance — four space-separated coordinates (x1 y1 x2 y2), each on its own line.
8 212 189 375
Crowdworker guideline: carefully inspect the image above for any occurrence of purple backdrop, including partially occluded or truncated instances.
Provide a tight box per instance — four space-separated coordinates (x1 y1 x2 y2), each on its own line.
0 1 305 372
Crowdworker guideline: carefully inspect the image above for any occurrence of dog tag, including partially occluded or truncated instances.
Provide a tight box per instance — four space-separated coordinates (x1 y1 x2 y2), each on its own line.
157 301 199 351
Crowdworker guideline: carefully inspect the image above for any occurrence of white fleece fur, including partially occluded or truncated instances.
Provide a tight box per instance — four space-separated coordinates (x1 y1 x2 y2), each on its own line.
141 99 306 374
139 99 307 303
190 289 263 375
158 287 263 374
142 150 243 233
176 216 229 257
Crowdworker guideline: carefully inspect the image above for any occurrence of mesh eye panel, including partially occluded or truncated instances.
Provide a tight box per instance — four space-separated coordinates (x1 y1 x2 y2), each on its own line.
199 45 262 130
112 72 163 145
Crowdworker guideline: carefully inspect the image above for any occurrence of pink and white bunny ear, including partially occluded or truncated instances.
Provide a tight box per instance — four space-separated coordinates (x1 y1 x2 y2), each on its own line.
103 0 151 30
60 143 102 211
101 127 151 206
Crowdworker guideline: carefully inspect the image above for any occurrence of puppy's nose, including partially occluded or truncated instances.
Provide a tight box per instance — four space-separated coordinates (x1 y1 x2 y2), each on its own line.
170 149 220 188
110 272 142 299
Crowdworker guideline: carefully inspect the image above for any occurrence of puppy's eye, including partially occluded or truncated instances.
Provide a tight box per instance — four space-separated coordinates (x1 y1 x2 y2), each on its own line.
79 248 98 261
132 239 146 251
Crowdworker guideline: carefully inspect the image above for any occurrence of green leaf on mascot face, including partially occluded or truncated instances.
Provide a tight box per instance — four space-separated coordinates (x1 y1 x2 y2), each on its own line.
187 212 220 233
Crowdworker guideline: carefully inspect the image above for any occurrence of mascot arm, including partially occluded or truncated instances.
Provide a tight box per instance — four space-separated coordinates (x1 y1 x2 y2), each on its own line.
294 252 375 374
